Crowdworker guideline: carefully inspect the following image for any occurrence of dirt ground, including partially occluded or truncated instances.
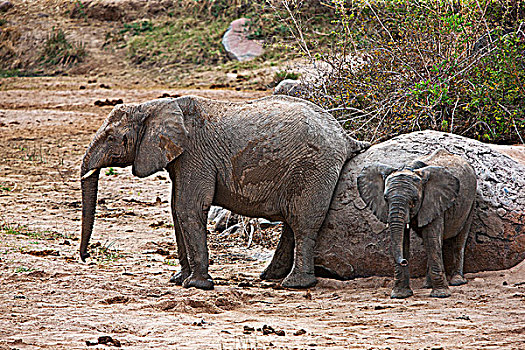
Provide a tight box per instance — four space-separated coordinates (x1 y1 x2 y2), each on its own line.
1 77 524 350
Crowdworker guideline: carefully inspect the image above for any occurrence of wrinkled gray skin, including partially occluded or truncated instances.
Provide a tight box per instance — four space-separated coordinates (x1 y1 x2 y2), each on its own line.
80 95 369 290
357 149 477 298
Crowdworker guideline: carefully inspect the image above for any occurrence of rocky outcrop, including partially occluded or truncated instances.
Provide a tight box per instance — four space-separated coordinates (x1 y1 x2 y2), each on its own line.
314 130 525 279
222 18 264 62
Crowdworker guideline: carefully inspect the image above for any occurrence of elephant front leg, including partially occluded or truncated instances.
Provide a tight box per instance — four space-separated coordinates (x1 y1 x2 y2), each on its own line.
422 218 450 298
260 223 294 280
175 171 215 290
448 206 473 286
168 211 191 285
391 227 413 299
177 208 214 290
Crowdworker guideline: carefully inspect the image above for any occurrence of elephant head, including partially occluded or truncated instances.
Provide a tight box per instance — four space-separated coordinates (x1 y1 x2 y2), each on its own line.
357 162 460 267
80 99 188 261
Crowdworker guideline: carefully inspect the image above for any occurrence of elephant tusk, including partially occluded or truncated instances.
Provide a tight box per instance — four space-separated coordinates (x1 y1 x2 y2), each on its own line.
406 223 410 229
81 169 98 180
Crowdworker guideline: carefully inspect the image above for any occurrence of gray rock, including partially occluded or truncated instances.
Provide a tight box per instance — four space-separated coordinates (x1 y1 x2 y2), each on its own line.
273 79 303 96
222 18 264 62
314 130 525 279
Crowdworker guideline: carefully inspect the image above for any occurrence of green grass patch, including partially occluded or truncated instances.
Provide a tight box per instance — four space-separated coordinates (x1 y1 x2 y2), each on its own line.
40 27 86 66
0 69 42 78
89 241 123 264
105 167 118 176
14 267 34 273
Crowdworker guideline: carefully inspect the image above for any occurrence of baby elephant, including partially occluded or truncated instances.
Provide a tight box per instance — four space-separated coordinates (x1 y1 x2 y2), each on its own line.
80 95 369 290
357 149 477 298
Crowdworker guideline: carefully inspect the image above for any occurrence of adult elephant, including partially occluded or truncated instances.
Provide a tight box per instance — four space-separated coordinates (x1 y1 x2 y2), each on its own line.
80 95 369 290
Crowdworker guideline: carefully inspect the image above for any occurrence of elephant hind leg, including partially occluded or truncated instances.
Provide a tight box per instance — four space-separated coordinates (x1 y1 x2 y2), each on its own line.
280 193 333 289
449 205 474 286
260 223 294 280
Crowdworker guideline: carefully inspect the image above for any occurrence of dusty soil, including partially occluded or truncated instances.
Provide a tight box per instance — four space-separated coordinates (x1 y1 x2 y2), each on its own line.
1 77 524 350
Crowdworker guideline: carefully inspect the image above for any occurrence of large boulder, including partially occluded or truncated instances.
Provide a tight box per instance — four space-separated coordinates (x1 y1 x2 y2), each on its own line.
314 130 525 279
222 18 264 62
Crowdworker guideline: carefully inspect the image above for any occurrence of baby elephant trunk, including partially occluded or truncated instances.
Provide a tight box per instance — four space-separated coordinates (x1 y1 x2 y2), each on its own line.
389 199 409 267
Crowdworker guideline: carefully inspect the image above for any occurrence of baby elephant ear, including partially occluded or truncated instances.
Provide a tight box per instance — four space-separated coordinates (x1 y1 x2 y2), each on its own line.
357 164 396 224
133 100 188 178
415 166 460 227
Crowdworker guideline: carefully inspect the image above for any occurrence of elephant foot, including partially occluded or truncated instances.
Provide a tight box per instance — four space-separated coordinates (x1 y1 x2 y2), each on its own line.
281 272 317 289
430 287 451 298
168 270 190 285
260 263 291 280
182 274 214 290
390 287 413 299
449 274 468 286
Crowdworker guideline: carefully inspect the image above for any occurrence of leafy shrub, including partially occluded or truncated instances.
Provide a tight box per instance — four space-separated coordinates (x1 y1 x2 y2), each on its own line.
40 28 86 66
281 0 525 144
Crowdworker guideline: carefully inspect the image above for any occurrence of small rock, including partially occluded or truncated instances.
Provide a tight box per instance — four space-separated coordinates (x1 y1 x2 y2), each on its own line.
94 98 123 107
222 18 264 62
243 325 255 334
456 315 470 321
303 290 312 300
262 324 275 335
294 329 306 336
97 336 121 347
273 79 303 96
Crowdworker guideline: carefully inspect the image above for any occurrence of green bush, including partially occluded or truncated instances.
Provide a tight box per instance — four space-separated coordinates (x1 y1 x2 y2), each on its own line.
283 0 525 144
40 28 86 66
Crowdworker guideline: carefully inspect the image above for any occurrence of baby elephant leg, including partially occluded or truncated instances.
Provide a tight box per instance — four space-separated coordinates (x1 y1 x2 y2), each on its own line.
422 218 451 298
449 207 474 286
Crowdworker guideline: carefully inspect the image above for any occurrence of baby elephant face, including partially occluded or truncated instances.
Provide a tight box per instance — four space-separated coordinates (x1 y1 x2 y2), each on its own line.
384 170 425 220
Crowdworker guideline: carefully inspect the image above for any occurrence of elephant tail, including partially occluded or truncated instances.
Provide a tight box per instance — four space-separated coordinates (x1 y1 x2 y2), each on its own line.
345 134 371 160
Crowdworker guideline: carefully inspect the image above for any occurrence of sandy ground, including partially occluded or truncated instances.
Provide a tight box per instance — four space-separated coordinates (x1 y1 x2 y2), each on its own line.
0 77 524 350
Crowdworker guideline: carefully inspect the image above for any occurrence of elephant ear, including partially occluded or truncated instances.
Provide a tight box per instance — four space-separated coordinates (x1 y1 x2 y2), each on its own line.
415 166 460 227
357 164 396 224
133 100 188 178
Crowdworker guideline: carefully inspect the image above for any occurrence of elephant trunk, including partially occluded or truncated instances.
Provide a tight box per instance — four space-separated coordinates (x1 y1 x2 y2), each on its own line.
388 197 409 267
80 147 101 262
